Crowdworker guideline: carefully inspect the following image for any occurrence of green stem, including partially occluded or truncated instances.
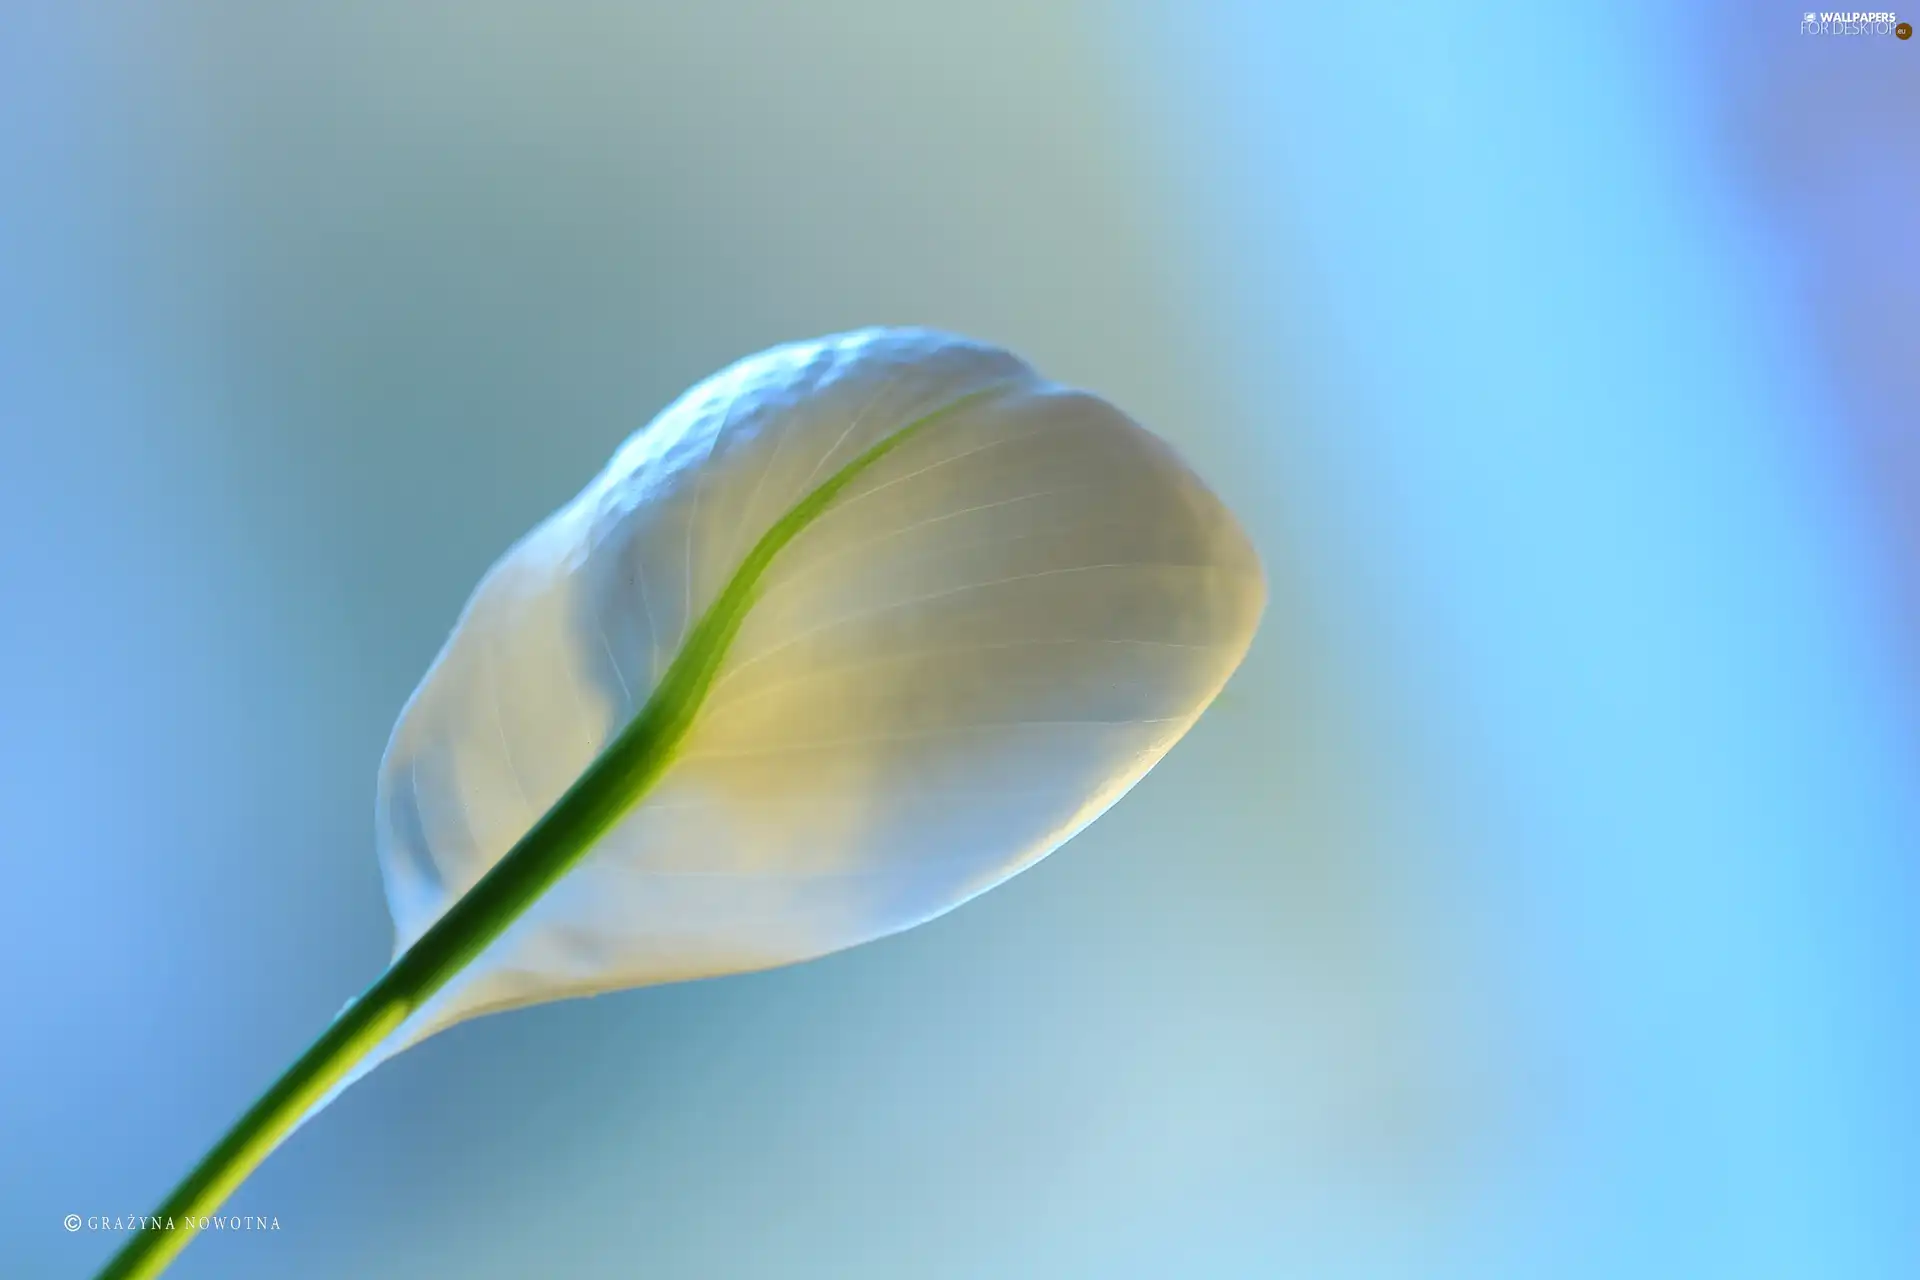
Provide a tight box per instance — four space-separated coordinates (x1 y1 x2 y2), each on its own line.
91 383 1004 1280
93 681 687 1280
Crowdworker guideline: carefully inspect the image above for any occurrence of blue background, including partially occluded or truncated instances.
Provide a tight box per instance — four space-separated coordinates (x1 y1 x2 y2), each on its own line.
4 3 1916 1276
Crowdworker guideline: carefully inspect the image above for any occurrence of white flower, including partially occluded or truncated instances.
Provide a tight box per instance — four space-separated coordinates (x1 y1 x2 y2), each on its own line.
321 327 1263 1108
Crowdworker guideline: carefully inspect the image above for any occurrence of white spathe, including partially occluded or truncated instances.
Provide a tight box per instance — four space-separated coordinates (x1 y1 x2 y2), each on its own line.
358 327 1264 1077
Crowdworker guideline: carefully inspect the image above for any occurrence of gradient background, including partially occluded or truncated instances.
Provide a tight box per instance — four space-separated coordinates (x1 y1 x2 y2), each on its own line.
4 3 1917 1277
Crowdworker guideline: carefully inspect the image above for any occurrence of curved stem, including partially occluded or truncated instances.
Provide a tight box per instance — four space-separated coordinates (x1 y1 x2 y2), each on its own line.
93 686 685 1280
91 384 1003 1280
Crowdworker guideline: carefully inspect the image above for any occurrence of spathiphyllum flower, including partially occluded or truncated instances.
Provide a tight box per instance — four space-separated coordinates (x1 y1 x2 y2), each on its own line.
97 328 1264 1280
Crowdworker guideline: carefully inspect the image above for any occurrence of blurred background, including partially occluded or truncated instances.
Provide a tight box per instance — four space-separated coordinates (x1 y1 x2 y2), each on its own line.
3 2 1916 1276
